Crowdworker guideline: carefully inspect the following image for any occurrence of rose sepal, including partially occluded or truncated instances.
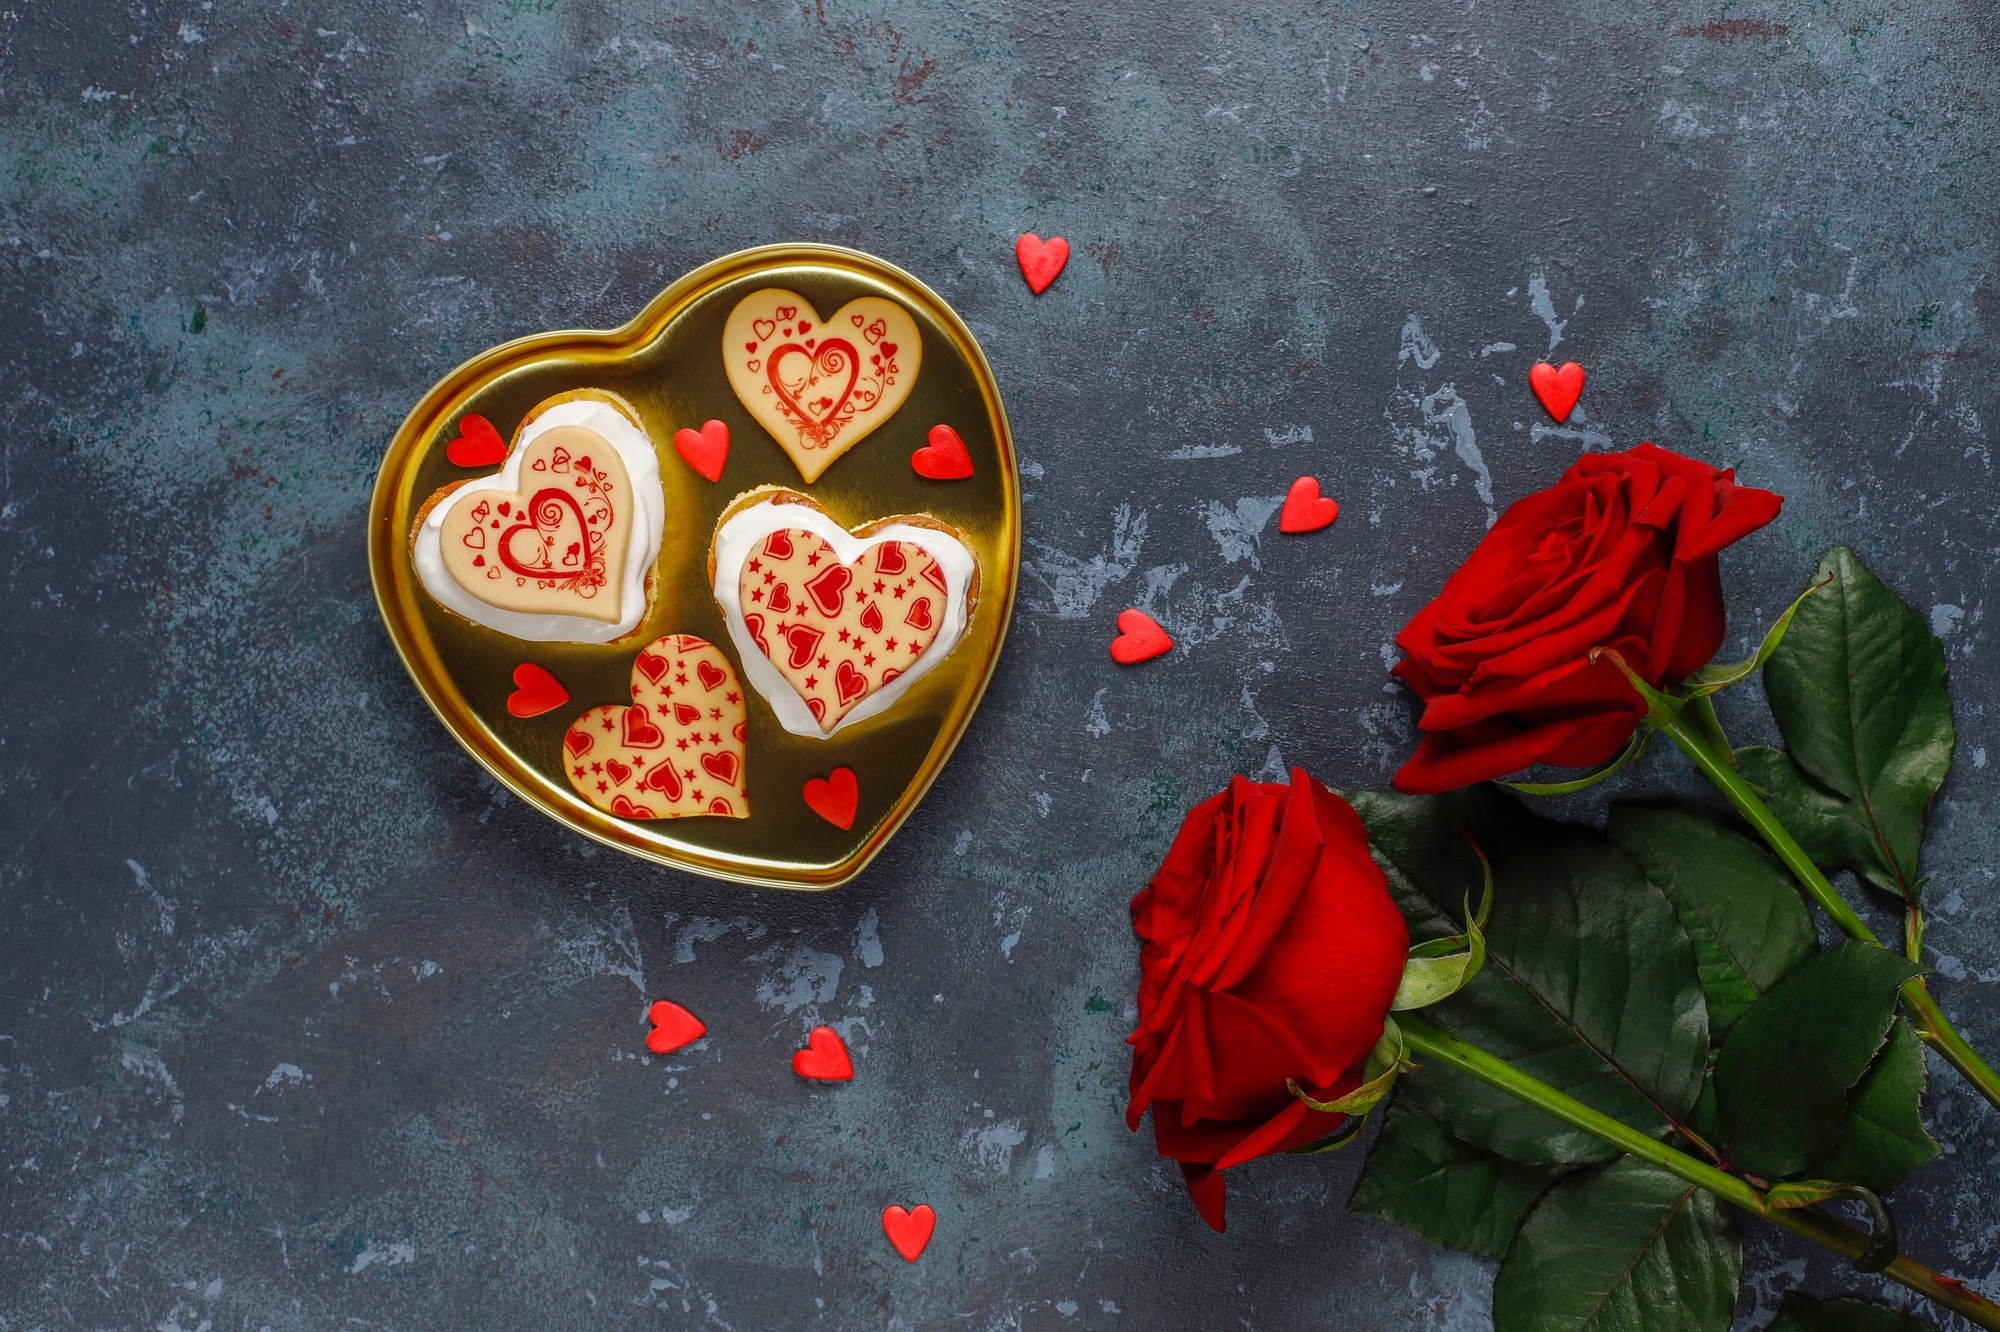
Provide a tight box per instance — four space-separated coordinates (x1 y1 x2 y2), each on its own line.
1765 1181 1898 1273
1501 728 1650 796
1680 573 1832 699
1392 857 1494 1012
1285 1112 1371 1155
1587 646 1685 729
1288 1015 1412 1117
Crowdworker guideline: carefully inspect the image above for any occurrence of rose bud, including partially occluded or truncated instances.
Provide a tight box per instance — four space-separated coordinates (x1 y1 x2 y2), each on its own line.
1126 769 1409 1232
1391 443 1782 794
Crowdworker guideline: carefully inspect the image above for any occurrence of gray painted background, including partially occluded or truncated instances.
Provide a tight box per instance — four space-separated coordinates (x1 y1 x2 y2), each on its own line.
4 1 2000 1328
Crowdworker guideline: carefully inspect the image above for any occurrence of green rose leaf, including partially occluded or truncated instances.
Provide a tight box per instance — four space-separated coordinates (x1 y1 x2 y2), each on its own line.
1758 547 1954 900
1806 1018 1942 1193
1354 787 1709 1168
1714 941 1923 1178
1492 1157 1742 1332
1735 746 1903 894
1347 1099 1561 1259
1606 805 1817 1034
1765 1292 1938 1332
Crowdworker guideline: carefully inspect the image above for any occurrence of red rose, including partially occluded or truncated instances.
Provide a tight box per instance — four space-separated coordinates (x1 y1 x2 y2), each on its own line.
1126 769 1409 1232
1391 443 1782 794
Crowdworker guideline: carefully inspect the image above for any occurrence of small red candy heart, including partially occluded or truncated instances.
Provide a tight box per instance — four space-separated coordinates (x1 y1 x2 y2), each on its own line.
882 1204 936 1262
445 413 506 468
645 1000 706 1055
792 1025 854 1080
803 767 859 830
1109 609 1173 665
674 419 730 482
506 662 570 718
1279 476 1340 534
1529 361 1586 423
910 423 975 480
1016 232 1069 295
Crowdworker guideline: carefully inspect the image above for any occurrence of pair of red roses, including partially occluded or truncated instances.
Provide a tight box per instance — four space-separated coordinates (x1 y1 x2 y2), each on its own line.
1128 445 1782 1229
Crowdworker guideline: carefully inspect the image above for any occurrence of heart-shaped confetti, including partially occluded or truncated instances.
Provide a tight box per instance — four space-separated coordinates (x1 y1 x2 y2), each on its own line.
1109 609 1173 665
674 419 730 482
1015 233 1069 295
1529 361 1586 423
445 413 507 468
882 1204 936 1262
563 634 749 820
506 662 570 718
1278 477 1340 534
804 767 860 830
910 423 975 481
646 1000 706 1054
792 1025 854 1080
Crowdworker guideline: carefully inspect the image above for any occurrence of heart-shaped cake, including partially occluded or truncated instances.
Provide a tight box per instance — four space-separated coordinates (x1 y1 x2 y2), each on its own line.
722 289 921 483
562 634 749 820
412 390 665 643
710 489 979 737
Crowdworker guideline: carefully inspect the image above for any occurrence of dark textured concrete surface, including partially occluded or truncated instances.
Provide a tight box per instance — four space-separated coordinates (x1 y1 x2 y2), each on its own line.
4 1 2000 1328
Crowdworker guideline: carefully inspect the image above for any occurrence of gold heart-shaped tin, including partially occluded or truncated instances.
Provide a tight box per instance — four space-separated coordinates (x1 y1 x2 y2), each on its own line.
368 245 1019 889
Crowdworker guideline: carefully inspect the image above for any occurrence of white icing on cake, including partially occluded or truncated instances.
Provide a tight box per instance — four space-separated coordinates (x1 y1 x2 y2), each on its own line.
712 499 977 738
414 398 665 643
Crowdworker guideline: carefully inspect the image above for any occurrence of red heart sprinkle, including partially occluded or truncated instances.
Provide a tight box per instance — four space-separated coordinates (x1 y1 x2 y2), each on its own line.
1015 232 1069 295
882 1204 936 1262
445 413 506 468
507 662 570 718
1278 476 1340 534
803 767 859 829
792 1025 854 1080
911 423 975 480
1109 609 1173 665
645 1000 706 1055
674 419 730 482
1529 361 1586 423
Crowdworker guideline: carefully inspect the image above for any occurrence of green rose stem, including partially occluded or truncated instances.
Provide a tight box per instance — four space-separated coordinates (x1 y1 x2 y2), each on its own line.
1396 1013 1999 1329
1660 694 2000 1115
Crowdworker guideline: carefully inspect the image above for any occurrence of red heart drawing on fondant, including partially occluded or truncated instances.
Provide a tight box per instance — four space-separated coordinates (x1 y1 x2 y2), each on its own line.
563 634 749 820
507 662 570 718
792 1024 854 1080
445 413 506 467
882 1204 936 1262
1109 609 1173 664
769 339 862 431
804 767 859 829
495 486 592 580
911 423 975 481
1278 477 1340 534
674 419 730 482
1015 233 1069 295
739 526 949 732
646 999 706 1054
622 706 664 748
1530 361 1586 423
